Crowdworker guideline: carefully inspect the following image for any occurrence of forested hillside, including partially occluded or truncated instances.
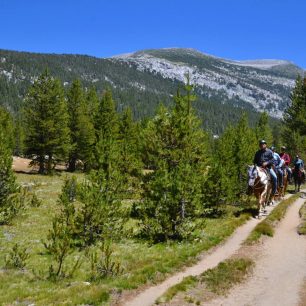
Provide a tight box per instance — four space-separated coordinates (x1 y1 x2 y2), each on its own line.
0 48 303 133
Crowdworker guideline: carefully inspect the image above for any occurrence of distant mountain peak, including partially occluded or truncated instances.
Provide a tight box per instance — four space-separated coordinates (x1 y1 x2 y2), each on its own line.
110 47 304 118
0 47 304 128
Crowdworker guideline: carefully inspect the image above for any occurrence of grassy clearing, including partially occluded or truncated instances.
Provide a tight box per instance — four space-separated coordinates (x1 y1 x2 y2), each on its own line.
298 201 306 235
0 173 253 305
245 193 300 244
156 258 254 304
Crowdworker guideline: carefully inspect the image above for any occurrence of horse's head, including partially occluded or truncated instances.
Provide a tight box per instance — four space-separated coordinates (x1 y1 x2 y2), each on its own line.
247 165 257 195
247 165 258 187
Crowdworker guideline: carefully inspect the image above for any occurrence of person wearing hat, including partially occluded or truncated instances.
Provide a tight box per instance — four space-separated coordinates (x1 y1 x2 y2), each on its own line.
280 146 292 182
293 154 304 172
253 140 278 195
270 146 284 189
293 154 305 191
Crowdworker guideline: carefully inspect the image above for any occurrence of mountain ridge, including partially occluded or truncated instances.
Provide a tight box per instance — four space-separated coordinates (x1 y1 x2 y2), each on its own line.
0 47 304 133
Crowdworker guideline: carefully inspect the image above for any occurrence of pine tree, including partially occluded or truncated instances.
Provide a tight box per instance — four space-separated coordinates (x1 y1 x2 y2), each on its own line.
216 113 257 203
13 114 25 156
0 106 14 151
118 107 143 190
86 86 99 125
138 81 209 241
255 112 273 146
0 107 18 223
67 80 95 172
75 168 125 246
24 70 70 174
94 89 119 173
282 76 306 159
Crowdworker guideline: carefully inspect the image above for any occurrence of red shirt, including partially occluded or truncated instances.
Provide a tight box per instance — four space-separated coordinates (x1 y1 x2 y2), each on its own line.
280 152 291 166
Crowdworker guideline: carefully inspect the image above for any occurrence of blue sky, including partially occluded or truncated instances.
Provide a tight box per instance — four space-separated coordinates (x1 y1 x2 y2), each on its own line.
1 0 306 67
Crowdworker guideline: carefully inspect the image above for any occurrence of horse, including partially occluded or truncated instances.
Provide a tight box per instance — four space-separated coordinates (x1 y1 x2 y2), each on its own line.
274 167 288 200
292 168 305 193
281 168 288 197
247 165 272 217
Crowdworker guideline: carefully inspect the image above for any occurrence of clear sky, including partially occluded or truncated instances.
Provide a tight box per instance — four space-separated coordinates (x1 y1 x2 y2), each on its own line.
1 0 306 68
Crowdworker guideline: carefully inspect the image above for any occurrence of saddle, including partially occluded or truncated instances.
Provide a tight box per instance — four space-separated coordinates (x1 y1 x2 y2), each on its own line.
259 167 270 179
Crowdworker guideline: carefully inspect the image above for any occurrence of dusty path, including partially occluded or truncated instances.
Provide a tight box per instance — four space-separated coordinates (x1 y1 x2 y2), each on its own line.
124 198 288 306
207 196 306 306
12 156 66 173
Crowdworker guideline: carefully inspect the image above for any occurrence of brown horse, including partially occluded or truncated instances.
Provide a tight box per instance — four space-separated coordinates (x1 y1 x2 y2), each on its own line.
274 168 288 200
293 168 305 192
281 168 288 197
247 165 272 217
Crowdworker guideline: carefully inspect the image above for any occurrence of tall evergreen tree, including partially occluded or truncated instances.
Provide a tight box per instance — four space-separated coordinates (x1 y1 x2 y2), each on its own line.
255 112 273 145
13 114 25 157
94 89 119 174
86 86 99 125
24 70 70 174
216 113 257 203
118 107 143 188
0 107 18 223
67 80 95 172
282 76 306 158
138 81 209 241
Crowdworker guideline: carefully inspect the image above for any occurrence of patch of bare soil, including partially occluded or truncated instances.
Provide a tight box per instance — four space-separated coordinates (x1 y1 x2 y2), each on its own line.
299 279 306 306
12 156 66 173
12 156 36 173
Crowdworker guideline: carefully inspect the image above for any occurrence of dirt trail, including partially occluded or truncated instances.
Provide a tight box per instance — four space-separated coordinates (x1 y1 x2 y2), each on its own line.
207 196 306 306
124 199 288 306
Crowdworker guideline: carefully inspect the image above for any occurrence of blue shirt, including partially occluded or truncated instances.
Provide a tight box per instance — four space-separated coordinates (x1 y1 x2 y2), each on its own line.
253 148 274 167
294 158 304 170
272 152 284 168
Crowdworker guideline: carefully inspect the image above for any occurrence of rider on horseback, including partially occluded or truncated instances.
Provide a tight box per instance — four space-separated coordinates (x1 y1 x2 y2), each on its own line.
253 140 278 196
270 146 284 190
279 146 292 183
293 154 305 192
293 154 304 172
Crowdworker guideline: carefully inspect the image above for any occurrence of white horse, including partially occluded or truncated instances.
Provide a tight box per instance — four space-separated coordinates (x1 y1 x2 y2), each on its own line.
247 165 272 217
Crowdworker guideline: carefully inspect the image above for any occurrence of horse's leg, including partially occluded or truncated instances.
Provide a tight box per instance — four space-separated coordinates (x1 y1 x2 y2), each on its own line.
266 183 273 205
260 187 268 215
254 192 262 217
283 176 288 197
298 178 301 192
256 194 261 216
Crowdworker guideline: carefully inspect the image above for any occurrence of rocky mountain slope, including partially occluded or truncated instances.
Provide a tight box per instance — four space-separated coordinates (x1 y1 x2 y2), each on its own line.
112 48 304 118
0 48 304 132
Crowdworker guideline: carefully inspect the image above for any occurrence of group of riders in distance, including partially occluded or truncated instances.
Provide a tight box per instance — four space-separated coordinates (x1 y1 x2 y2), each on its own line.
248 139 305 217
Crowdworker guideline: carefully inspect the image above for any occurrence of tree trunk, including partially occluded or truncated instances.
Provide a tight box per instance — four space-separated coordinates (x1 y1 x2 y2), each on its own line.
47 154 53 174
38 155 45 174
68 156 77 172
